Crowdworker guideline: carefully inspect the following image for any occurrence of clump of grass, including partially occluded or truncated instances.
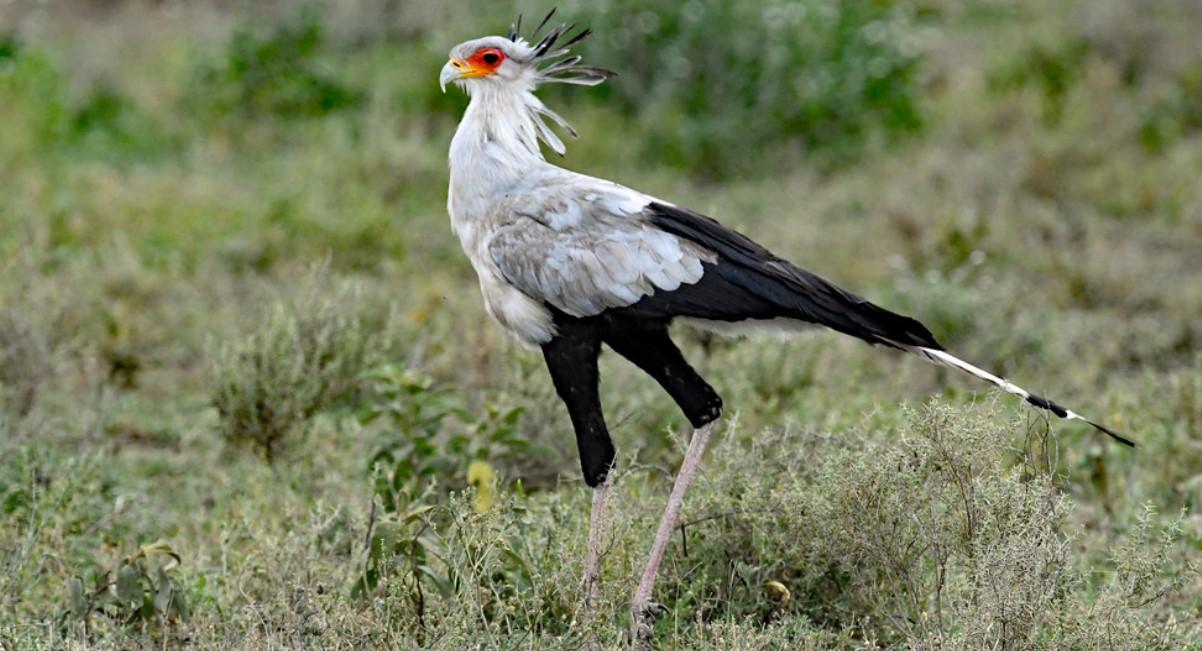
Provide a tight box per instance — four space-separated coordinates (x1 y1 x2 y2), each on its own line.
0 273 74 421
0 308 53 420
211 278 382 462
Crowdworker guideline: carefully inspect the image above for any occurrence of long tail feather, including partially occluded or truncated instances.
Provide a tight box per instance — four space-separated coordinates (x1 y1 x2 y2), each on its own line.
906 346 1135 447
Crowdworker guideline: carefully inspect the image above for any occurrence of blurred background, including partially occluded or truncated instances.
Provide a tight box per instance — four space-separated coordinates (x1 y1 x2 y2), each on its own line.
1 0 1201 647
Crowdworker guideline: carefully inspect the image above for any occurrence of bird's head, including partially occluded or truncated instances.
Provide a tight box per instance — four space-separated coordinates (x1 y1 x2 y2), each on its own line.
439 9 615 95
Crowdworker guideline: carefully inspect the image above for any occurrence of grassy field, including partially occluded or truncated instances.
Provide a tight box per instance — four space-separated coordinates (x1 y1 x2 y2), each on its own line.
2 0 1201 648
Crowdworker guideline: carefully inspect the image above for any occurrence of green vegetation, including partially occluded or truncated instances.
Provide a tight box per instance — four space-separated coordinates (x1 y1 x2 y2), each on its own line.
573 0 924 175
1 0 1201 648
210 273 385 461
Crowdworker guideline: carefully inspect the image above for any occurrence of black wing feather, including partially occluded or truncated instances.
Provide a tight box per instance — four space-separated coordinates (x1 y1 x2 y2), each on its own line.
643 203 942 351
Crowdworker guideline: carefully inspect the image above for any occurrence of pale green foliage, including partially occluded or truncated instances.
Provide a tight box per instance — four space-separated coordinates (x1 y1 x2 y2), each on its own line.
211 275 381 461
570 0 924 176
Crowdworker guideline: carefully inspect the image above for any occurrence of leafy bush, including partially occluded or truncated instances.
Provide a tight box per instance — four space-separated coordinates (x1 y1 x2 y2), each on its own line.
211 280 379 462
64 541 189 634
193 11 362 120
568 0 925 176
362 366 533 512
355 365 539 600
0 37 169 163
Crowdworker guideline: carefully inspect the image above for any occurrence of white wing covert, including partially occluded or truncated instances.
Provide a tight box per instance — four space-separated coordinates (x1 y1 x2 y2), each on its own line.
487 187 714 318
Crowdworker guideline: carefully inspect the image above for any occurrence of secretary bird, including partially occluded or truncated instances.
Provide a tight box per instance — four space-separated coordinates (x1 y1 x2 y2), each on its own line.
438 11 1134 641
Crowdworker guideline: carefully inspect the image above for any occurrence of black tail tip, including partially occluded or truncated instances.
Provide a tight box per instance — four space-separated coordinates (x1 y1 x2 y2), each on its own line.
1086 419 1137 448
1026 392 1135 447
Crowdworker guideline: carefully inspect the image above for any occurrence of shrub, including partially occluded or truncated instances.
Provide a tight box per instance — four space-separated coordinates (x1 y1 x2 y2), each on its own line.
0 39 70 156
211 279 379 462
567 0 925 177
355 365 540 601
69 85 173 160
651 402 1196 647
64 540 190 635
192 10 362 121
0 37 169 163
361 366 533 512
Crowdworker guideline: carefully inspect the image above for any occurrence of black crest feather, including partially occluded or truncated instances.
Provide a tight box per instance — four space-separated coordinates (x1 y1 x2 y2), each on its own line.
510 8 616 87
510 8 598 62
508 14 522 41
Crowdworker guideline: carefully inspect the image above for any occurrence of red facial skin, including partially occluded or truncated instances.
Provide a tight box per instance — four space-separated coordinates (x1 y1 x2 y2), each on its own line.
465 47 506 74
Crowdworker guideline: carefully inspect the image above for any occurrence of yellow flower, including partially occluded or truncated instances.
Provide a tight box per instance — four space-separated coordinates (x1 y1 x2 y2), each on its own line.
467 460 495 513
764 580 790 603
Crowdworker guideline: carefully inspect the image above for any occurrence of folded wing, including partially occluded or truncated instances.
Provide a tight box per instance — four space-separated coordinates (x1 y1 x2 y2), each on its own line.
487 192 715 318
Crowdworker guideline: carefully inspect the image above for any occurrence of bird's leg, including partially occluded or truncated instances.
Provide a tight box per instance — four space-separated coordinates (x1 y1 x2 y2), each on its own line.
629 418 717 642
602 322 723 644
583 479 610 614
540 317 618 639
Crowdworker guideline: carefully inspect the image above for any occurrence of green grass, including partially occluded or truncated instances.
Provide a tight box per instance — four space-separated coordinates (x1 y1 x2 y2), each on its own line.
2 0 1201 648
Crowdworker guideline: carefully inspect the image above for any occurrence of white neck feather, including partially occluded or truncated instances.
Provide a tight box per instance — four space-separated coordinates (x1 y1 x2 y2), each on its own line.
454 83 545 163
447 83 570 234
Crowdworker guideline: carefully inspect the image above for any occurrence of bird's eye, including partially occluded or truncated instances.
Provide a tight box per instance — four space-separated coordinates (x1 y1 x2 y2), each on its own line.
465 48 505 72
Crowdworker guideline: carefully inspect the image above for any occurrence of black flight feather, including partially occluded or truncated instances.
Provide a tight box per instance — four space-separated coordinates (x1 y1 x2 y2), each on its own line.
644 203 942 350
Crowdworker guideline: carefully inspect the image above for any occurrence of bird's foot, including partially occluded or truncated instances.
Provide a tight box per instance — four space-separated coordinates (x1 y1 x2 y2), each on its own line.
629 600 666 646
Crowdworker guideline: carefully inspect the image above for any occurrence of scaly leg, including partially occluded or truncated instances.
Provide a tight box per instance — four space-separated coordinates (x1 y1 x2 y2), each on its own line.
583 481 610 614
630 418 718 643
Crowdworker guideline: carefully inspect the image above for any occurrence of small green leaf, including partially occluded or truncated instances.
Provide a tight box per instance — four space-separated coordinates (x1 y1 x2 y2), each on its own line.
67 577 87 618
116 564 142 606
140 539 181 569
417 564 452 597
154 577 174 614
370 522 399 562
402 504 435 523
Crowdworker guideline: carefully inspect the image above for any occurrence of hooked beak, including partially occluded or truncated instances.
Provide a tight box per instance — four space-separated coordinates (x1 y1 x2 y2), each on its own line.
439 60 461 92
439 58 491 92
